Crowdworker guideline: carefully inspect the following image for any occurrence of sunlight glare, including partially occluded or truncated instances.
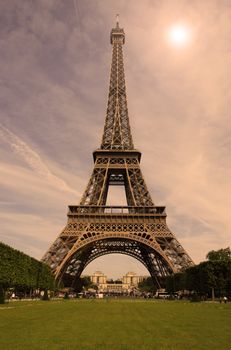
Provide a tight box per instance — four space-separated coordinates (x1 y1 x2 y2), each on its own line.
167 24 192 47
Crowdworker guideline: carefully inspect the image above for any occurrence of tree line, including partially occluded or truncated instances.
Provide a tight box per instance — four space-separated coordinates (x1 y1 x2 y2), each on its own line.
166 248 231 299
0 242 55 303
138 248 231 299
1 242 230 303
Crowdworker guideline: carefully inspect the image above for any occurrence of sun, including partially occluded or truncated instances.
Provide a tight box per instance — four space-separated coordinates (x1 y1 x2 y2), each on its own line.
167 24 192 47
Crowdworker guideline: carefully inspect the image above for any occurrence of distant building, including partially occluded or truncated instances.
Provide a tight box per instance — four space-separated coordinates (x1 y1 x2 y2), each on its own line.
122 272 146 286
90 271 107 285
88 271 148 294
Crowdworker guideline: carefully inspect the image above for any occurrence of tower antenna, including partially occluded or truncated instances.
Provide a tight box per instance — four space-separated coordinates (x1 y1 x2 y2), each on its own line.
116 13 119 27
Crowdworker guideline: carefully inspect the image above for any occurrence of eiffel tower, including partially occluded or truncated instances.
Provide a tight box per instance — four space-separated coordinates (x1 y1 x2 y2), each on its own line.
42 18 194 288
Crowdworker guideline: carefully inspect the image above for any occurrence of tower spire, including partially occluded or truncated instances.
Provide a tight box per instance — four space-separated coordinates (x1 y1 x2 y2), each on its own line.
101 18 133 150
116 13 119 28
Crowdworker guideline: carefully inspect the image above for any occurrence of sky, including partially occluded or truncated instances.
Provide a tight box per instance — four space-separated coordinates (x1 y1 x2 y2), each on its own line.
1 0 231 279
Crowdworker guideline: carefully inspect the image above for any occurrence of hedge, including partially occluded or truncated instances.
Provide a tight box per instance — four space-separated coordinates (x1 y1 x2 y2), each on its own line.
0 241 55 290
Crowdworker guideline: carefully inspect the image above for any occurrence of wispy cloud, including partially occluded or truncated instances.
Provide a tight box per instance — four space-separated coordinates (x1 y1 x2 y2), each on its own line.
0 124 78 195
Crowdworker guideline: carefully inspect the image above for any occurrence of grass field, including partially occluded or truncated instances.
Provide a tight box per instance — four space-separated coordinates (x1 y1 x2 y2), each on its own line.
0 299 231 350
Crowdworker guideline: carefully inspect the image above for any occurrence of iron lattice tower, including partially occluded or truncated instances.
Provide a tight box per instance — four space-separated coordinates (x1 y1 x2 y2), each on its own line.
42 19 194 288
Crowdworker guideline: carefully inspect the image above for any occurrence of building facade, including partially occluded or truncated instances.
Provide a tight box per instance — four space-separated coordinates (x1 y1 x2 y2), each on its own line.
89 271 148 294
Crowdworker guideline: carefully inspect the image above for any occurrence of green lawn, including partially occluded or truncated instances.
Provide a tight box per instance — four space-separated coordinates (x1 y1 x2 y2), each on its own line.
0 299 230 350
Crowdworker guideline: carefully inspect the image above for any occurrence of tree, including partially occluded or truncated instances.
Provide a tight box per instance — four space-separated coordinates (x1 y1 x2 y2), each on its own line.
183 248 231 298
42 289 49 301
138 277 157 293
69 276 98 293
165 248 231 299
206 248 231 262
0 242 55 294
0 284 5 304
206 247 231 297
166 273 185 294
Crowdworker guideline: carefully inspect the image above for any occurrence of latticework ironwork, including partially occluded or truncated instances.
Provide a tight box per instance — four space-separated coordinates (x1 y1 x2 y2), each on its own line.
42 19 194 287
